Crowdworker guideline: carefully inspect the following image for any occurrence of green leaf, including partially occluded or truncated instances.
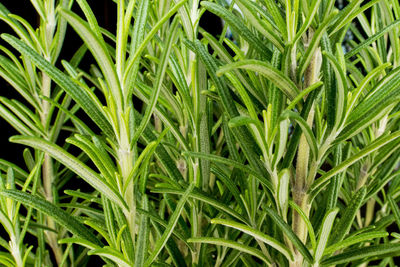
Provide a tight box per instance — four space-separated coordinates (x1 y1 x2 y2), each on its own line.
289 200 316 250
223 71 259 119
265 207 313 263
1 34 113 136
345 19 400 59
346 63 391 116
58 237 99 250
277 169 290 218
124 0 187 93
29 0 46 21
200 29 265 105
136 113 184 183
338 66 400 141
217 59 300 101
234 0 283 51
329 0 380 36
0 102 35 136
320 31 335 132
322 51 347 131
0 54 40 110
325 144 344 210
388 195 400 231
311 132 400 194
132 18 178 144
211 165 245 213
183 151 273 191
188 237 271 265
282 89 318 168
187 40 269 181
152 221 187 267
201 1 272 60
293 0 322 43
40 95 94 136
66 135 116 186
135 82 189 151
76 0 104 43
59 8 123 110
280 110 318 160
263 0 286 37
136 208 193 251
297 11 337 80
10 136 127 209
324 231 389 255
0 4 33 47
314 209 339 263
134 196 149 267
144 183 194 266
0 189 101 246
272 118 290 169
0 210 13 236
151 187 246 223
285 81 323 111
124 0 149 97
0 98 44 135
211 218 293 260
0 159 28 180
88 247 130 267
228 116 259 128
321 243 400 265
329 187 367 245
268 49 284 127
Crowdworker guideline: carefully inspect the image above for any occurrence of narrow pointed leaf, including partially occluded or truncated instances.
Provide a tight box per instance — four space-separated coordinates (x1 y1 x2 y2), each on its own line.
330 187 367 244
59 8 122 109
217 59 299 100
211 218 293 260
88 247 130 267
151 187 246 223
280 110 318 160
183 151 273 191
311 132 400 194
324 231 389 255
314 209 339 263
1 34 113 136
144 183 194 266
10 135 127 209
188 237 271 265
321 243 400 265
265 207 313 263
0 189 101 246
201 1 272 60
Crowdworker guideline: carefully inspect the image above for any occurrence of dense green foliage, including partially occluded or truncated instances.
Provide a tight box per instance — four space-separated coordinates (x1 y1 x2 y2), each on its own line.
0 0 400 266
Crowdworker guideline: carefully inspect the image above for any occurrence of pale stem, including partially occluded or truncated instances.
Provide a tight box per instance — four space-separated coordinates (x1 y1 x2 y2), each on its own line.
291 39 321 266
41 70 63 264
119 139 136 242
10 234 23 267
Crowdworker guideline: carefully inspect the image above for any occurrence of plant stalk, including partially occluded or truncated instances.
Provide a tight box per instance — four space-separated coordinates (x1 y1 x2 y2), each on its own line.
291 42 321 266
40 69 63 264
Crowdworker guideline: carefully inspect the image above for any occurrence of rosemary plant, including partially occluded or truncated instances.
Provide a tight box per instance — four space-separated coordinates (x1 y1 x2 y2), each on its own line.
0 0 400 266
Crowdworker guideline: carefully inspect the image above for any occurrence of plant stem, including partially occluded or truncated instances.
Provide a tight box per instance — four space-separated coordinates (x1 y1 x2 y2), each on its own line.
119 133 136 243
292 37 321 266
10 233 23 267
40 69 62 264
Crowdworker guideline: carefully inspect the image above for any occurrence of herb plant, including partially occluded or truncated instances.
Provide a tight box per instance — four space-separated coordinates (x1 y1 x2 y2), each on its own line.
0 0 400 266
